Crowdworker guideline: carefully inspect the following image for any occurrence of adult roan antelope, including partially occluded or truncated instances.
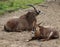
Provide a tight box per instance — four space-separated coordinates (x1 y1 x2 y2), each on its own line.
4 5 41 32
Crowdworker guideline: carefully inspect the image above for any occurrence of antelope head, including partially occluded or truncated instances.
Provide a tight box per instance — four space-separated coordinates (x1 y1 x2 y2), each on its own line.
27 4 41 16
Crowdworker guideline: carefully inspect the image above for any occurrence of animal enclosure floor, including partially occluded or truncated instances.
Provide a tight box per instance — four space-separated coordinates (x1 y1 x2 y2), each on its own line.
0 2 60 47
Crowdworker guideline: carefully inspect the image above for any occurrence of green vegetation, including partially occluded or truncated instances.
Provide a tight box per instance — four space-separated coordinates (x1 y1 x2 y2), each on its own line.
0 0 44 15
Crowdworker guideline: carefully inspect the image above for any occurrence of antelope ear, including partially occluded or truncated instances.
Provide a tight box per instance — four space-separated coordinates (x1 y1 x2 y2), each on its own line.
38 22 42 26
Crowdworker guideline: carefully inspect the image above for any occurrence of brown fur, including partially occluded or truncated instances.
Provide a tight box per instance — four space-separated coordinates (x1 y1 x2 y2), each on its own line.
4 5 40 32
30 24 59 41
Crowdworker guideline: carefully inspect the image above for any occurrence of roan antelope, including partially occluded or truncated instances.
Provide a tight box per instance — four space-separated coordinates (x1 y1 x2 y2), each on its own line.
4 5 41 32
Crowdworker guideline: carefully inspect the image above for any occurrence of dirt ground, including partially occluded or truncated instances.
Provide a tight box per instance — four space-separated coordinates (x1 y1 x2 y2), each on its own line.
0 2 60 47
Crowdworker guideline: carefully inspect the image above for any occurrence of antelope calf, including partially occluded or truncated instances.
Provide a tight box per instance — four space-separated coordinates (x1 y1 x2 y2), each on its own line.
4 5 41 32
29 23 59 41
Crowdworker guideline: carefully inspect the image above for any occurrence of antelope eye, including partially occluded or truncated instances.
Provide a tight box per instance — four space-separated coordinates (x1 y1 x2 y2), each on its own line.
38 11 41 13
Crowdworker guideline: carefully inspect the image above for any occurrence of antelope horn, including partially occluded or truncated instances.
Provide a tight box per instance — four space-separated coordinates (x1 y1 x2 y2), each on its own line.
27 4 38 14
